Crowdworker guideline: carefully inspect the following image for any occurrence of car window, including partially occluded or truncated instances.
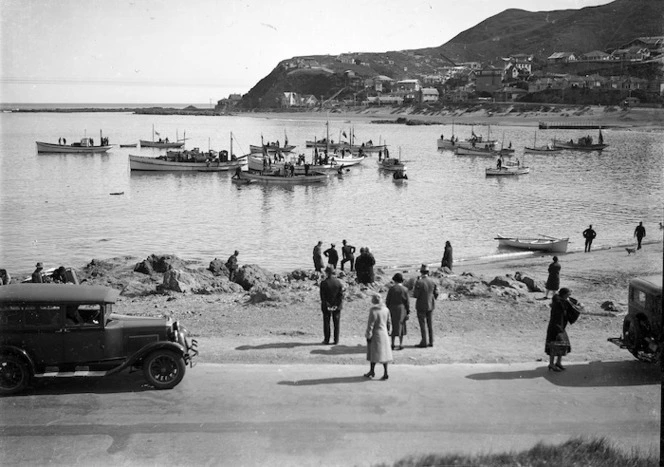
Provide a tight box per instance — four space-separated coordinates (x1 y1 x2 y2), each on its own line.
65 304 102 328
25 305 62 328
0 305 23 328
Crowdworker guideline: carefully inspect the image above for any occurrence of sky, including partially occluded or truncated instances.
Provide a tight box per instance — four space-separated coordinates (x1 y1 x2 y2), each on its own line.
1 0 614 104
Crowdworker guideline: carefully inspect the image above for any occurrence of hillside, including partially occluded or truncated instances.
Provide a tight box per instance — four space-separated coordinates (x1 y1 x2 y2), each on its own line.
241 0 664 108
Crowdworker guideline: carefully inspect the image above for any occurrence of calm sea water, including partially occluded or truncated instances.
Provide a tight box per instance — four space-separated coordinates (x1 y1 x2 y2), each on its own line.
1 111 662 274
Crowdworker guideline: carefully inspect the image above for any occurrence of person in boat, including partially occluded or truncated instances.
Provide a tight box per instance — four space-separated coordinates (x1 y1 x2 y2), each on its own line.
378 150 383 161
232 166 241 179
304 163 310 175
63 138 66 145
289 163 295 177
337 165 344 176
496 157 502 169
59 137 62 145
516 158 520 167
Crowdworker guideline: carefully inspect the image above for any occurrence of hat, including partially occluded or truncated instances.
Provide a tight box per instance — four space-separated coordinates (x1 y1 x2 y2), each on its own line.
392 273 403 283
234 250 239 255
559 287 571 296
331 243 335 247
420 264 429 273
35 262 43 268
325 265 335 275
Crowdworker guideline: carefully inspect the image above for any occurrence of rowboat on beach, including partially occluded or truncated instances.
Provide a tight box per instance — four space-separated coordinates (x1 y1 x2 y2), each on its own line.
495 234 569 253
36 131 111 153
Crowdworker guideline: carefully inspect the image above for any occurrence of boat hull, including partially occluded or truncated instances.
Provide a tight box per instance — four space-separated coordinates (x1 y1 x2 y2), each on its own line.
36 141 112 153
139 140 185 149
377 159 406 171
455 146 498 157
485 167 530 176
553 143 607 151
495 235 569 253
247 154 365 173
129 154 245 172
249 144 296 154
235 170 328 184
524 146 563 154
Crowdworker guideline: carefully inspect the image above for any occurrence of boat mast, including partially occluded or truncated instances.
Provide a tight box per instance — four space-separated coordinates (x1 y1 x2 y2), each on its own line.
152 124 155 142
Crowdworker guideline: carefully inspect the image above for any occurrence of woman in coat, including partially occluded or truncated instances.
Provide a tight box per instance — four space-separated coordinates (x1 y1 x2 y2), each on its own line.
543 256 561 299
545 287 574 371
441 241 453 270
386 273 410 350
365 294 393 380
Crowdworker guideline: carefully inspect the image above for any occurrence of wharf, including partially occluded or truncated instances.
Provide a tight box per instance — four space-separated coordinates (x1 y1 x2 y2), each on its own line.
539 121 605 129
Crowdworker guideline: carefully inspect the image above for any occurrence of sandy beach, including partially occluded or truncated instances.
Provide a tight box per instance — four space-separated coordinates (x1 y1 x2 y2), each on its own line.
75 235 663 367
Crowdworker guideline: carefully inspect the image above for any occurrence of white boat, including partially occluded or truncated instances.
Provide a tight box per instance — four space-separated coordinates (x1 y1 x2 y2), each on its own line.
139 125 185 148
524 132 563 154
455 145 499 157
233 170 328 185
377 147 405 172
247 153 365 173
485 160 529 176
36 139 112 154
495 234 569 253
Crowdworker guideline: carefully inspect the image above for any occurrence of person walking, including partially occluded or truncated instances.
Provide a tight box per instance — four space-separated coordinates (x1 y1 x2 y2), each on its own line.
582 225 596 252
386 273 410 350
319 265 344 345
413 264 439 348
364 294 393 380
543 256 561 299
340 240 356 272
323 243 339 270
441 241 453 270
634 221 646 250
313 241 324 274
32 262 44 283
545 287 577 372
225 250 239 281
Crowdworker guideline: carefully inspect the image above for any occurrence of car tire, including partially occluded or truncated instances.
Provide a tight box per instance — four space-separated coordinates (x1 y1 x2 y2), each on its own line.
0 355 31 395
142 349 186 389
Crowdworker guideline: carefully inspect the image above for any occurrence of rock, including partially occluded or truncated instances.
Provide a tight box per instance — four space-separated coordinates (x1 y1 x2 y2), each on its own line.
159 269 198 293
601 300 619 312
440 266 453 275
287 269 310 281
209 258 228 276
134 260 153 275
247 285 277 304
235 264 275 291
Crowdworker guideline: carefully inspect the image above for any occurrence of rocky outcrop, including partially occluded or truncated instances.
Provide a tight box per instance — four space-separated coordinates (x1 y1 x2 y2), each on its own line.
235 264 277 291
209 258 229 277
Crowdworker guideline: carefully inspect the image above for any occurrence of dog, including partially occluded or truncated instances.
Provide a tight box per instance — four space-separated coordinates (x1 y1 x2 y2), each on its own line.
626 247 636 255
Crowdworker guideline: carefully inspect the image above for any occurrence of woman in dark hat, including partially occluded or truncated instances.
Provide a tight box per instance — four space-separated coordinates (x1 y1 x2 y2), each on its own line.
32 262 44 283
386 273 410 350
545 287 574 371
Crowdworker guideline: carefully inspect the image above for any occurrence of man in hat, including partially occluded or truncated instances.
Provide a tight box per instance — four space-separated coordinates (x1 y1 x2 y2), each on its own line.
225 250 239 281
323 243 339 270
32 262 44 283
319 265 344 345
413 264 439 348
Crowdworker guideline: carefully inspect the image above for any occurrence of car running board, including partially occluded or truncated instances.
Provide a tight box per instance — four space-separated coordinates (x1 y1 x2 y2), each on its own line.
34 369 108 378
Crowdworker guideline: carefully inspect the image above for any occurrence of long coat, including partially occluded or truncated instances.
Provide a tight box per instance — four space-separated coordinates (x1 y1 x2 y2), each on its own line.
545 261 561 291
441 244 453 270
386 283 410 337
413 275 438 312
545 294 571 356
313 245 324 270
366 304 393 363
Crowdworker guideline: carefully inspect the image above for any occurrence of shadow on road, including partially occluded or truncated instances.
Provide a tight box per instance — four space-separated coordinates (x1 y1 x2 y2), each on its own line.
5 371 159 397
310 344 366 356
278 375 370 386
235 341 321 351
466 360 661 387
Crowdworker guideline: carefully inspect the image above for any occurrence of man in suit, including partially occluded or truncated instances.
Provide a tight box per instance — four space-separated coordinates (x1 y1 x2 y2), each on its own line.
634 221 646 250
319 265 344 345
582 225 596 252
323 243 339 270
413 264 439 348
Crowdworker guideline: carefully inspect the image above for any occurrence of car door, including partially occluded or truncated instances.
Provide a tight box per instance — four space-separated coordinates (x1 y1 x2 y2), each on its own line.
23 304 64 369
62 303 105 365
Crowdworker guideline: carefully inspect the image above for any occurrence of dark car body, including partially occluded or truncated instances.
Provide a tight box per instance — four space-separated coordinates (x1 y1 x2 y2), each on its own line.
0 284 197 394
610 275 662 364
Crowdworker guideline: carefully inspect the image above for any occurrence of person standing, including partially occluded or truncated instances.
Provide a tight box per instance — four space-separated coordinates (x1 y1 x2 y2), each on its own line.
441 241 453 270
582 225 596 252
386 273 410 350
225 250 239 281
413 264 439 348
364 247 376 284
543 256 561 299
355 247 367 283
364 294 393 380
32 262 44 283
323 243 339 270
313 241 324 273
0 269 11 285
340 240 356 272
319 265 344 345
634 222 646 250
545 287 575 372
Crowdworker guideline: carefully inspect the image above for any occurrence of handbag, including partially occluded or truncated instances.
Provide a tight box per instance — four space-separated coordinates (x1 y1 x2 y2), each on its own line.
567 298 581 324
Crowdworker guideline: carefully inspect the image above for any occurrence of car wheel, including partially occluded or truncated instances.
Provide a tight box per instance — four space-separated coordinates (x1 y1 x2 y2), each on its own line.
0 355 31 395
142 350 186 389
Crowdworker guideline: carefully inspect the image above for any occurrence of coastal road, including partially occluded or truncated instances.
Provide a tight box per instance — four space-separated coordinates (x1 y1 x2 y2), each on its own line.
0 361 659 466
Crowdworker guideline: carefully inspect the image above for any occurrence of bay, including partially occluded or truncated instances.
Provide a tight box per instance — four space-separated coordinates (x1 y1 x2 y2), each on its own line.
1 111 662 274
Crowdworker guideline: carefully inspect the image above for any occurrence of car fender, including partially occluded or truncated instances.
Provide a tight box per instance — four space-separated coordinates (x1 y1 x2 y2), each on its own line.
106 341 185 375
0 345 36 375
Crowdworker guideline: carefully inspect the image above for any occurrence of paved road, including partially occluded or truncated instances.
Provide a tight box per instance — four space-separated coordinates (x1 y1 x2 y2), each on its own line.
0 361 660 466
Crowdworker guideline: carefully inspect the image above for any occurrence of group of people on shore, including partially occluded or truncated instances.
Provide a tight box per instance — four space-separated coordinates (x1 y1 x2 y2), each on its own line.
582 221 648 253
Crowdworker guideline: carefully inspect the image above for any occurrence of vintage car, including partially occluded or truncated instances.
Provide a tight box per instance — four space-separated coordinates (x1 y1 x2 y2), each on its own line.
0 283 198 395
609 275 662 364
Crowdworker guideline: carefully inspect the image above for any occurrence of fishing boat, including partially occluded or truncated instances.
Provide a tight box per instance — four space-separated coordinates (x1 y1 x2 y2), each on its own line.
553 129 607 151
36 131 111 153
247 152 364 174
455 145 499 157
436 121 459 150
524 132 563 153
233 169 328 185
485 160 530 176
250 131 295 154
130 132 246 172
494 234 569 253
120 143 137 148
377 147 406 172
139 125 185 148
465 125 497 146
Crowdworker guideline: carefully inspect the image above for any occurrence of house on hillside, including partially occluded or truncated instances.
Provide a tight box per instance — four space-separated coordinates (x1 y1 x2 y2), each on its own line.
419 88 439 103
470 67 503 94
459 62 482 70
580 50 611 61
395 79 421 92
215 93 242 110
547 52 577 63
611 46 650 61
366 75 393 93
619 36 664 56
502 54 533 76
493 86 527 102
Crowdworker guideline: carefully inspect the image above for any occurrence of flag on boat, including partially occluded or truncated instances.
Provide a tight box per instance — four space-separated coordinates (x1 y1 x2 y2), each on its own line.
155 131 160 136
342 131 347 138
